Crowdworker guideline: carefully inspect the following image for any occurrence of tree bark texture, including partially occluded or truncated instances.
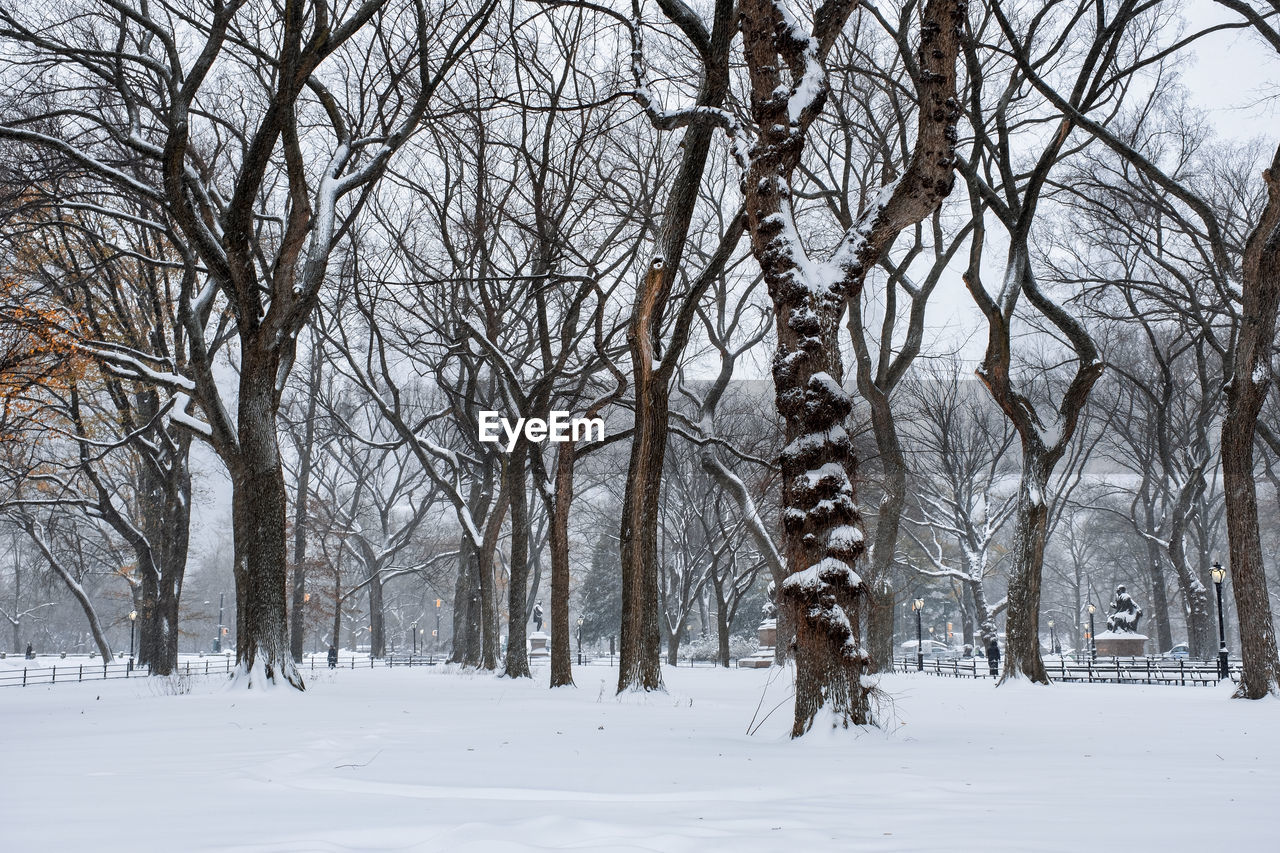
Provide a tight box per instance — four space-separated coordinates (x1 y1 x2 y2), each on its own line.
863 386 906 672
619 264 668 692
230 359 301 689
504 445 532 679
1223 146 1280 699
617 0 737 693
549 440 576 687
738 0 963 734
1000 453 1051 683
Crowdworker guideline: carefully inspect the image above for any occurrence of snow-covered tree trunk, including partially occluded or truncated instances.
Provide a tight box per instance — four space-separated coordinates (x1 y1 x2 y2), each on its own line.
1223 147 1280 699
451 478 491 666
969 577 998 650
1167 509 1216 659
737 0 962 734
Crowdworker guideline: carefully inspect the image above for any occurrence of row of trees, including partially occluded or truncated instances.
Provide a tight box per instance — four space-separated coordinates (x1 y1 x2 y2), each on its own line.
0 0 1277 738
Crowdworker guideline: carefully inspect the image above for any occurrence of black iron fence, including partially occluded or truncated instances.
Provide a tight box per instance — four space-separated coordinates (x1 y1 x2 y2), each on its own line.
3 652 1241 689
892 655 1238 686
0 652 453 688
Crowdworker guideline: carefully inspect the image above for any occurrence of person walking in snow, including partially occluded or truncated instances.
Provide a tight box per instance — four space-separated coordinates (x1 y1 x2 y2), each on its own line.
986 639 1000 678
327 644 338 669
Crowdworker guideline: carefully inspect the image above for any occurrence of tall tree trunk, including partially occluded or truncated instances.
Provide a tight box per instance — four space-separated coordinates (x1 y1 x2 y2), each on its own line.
1140 499 1175 653
617 0 736 692
549 441 576 686
859 359 907 673
332 568 342 649
477 467 510 672
231 361 301 688
619 265 668 693
152 526 188 674
970 576 997 648
504 445 532 678
999 452 1051 684
290 338 322 662
451 544 479 665
737 0 962 734
666 624 681 666
961 584 976 650
1167 518 1216 659
136 562 161 669
367 568 385 658
714 577 732 667
9 545 19 653
451 477 490 666
1222 147 1280 699
137 422 192 676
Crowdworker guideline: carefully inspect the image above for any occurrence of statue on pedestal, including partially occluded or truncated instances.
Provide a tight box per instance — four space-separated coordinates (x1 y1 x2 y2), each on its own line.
1106 585 1142 634
533 601 544 633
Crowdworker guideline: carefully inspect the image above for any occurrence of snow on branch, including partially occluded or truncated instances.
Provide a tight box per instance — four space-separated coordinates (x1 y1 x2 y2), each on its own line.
168 393 213 438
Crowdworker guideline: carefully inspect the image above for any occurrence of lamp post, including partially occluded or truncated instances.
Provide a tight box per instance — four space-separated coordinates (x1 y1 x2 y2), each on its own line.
434 598 443 662
412 622 418 655
1087 603 1096 662
912 599 924 671
1048 617 1057 655
576 617 583 666
128 610 137 670
1211 562 1229 680
215 592 225 653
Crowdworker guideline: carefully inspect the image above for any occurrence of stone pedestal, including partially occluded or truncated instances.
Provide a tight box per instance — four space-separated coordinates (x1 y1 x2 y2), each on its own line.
1094 631 1147 657
528 631 550 660
738 619 777 669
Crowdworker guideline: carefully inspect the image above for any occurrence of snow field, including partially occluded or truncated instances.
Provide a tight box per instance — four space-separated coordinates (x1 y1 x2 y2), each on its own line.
1 664 1275 852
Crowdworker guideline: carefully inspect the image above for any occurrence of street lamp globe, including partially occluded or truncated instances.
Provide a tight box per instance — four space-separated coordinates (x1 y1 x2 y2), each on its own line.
1047 618 1054 628
1210 561 1230 680
1087 603 1095 614
912 598 924 612
129 610 137 621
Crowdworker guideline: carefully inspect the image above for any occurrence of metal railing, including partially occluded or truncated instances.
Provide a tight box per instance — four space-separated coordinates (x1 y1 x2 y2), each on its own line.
0 657 222 688
891 655 1237 686
0 650 623 688
0 653 445 688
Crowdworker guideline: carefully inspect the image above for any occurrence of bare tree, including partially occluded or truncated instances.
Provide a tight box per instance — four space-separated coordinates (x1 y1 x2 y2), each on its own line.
901 360 1016 651
733 0 962 732
0 0 497 688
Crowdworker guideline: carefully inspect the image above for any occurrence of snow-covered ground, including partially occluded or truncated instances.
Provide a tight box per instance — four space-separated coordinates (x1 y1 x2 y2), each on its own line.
2 664 1275 851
